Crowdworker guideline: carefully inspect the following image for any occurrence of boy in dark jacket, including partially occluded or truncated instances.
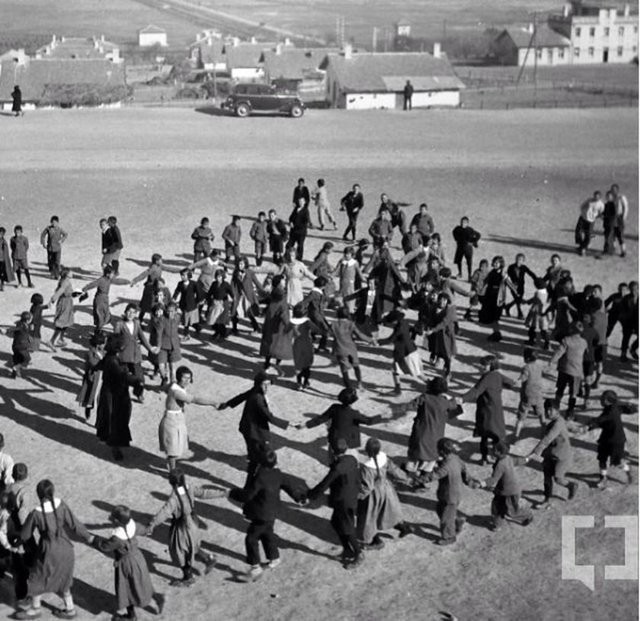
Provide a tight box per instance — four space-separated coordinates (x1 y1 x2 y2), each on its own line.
527 399 578 509
582 390 635 488
267 210 288 265
172 269 199 339
222 216 242 263
40 215 67 279
249 212 268 267
426 438 471 545
307 438 363 569
9 312 33 379
298 277 330 351
451 217 481 281
218 371 291 482
243 450 306 581
287 200 310 260
10 226 32 288
475 440 533 530
504 253 536 319
297 388 385 457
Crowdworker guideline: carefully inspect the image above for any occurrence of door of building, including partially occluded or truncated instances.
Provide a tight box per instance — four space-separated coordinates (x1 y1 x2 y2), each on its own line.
603 48 609 62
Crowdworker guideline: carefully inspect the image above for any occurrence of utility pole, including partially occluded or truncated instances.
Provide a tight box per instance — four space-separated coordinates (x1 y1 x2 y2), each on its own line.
533 12 538 101
372 26 377 52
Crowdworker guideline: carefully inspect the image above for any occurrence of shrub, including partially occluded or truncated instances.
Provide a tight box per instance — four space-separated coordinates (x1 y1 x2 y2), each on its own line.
38 83 130 107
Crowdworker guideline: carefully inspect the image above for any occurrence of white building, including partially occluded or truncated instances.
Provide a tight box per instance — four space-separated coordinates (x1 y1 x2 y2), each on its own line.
493 24 571 66
548 1 638 63
319 46 465 110
138 25 168 48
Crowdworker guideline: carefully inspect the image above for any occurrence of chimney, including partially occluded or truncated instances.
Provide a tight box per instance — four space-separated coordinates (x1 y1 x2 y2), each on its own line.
433 41 441 58
624 4 630 16
563 4 570 17
527 23 534 34
196 32 202 42
275 43 283 55
208 37 212 46
284 37 291 46
250 36 257 44
101 34 105 42
343 42 353 59
232 37 240 47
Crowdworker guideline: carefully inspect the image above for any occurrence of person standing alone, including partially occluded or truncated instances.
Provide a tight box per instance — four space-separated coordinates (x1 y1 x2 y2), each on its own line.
40 216 67 279
403 80 414 111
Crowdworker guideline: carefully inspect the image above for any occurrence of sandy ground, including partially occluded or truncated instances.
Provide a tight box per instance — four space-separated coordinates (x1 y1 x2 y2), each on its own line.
0 107 637 621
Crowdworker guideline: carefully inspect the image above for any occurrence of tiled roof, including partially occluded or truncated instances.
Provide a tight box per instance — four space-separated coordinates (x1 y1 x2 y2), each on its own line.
223 43 277 69
36 37 119 60
500 24 571 48
320 52 465 93
192 39 225 66
261 47 339 80
0 58 126 102
139 25 167 34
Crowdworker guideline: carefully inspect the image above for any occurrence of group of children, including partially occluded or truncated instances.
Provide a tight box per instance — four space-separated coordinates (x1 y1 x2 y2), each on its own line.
0 178 637 612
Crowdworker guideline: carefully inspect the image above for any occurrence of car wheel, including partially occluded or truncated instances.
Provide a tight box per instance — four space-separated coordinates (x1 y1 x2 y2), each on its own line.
236 103 250 118
290 104 304 118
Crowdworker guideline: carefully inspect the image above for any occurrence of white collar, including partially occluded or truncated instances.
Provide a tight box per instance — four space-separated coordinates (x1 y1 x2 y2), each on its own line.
362 452 388 469
312 287 323 294
36 498 62 512
112 519 136 540
176 486 188 496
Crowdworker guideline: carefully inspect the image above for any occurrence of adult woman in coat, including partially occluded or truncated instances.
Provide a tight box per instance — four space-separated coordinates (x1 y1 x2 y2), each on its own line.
259 288 293 374
479 256 518 342
95 335 138 461
460 356 515 464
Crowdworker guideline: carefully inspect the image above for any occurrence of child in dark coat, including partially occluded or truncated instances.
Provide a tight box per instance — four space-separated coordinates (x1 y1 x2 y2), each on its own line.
172 269 199 339
474 441 533 530
9 312 33 379
249 212 268 267
10 226 32 288
242 450 306 581
92 505 164 620
290 306 319 390
76 331 106 420
158 302 182 385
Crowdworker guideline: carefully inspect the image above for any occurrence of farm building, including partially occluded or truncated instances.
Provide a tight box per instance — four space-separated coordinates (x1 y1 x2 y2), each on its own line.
493 24 571 66
190 30 226 72
260 46 339 102
0 58 127 110
138 25 168 48
34 35 122 63
222 39 292 81
548 1 638 63
319 47 465 110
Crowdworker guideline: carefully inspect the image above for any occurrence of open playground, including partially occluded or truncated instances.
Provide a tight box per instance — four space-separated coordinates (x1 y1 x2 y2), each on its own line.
0 105 637 620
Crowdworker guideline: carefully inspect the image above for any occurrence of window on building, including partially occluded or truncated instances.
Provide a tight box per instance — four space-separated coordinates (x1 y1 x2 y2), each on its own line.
635 26 638 34
619 26 625 36
589 27 596 37
547 49 553 62
588 47 594 57
604 27 610 36
536 48 543 59
575 27 581 37
559 48 565 59
574 48 580 57
633 45 638 54
618 46 624 56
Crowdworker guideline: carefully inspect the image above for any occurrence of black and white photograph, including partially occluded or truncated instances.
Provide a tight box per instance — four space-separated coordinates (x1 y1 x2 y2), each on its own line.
0 0 637 619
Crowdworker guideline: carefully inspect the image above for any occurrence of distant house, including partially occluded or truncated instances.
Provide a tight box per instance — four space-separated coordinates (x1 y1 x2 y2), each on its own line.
138 25 168 48
0 49 28 65
0 58 127 109
493 24 571 66
190 30 226 72
395 19 411 37
260 46 339 101
320 47 465 110
223 39 291 81
548 1 638 64
35 35 122 63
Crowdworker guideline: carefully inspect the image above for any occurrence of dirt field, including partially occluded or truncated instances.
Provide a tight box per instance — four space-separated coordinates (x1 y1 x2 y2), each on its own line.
0 107 637 621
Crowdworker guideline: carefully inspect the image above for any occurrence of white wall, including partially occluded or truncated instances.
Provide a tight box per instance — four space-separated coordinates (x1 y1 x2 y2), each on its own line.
231 67 264 81
344 92 395 109
139 33 168 48
517 46 570 66
412 90 460 107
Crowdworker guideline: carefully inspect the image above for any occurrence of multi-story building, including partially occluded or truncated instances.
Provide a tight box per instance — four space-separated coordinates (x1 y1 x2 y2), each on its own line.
548 1 638 64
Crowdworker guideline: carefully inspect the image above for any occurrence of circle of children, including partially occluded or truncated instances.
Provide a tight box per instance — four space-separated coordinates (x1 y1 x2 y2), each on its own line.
0 179 637 619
